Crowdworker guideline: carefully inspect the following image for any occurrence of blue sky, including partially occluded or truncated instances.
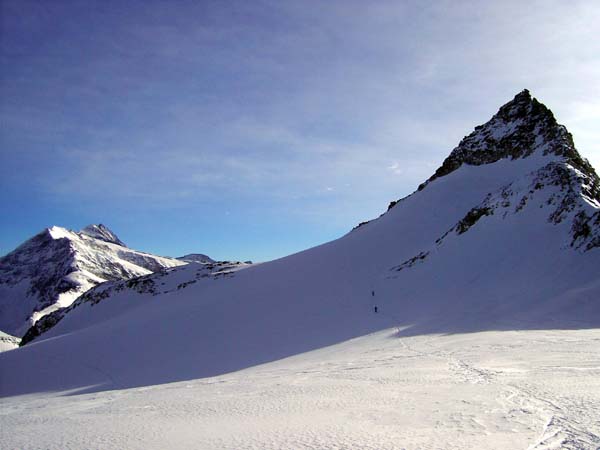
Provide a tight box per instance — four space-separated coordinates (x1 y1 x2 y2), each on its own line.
1 0 599 261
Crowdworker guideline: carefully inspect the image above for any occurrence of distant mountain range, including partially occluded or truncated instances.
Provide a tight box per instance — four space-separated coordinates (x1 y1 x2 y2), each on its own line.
1 90 599 398
177 253 215 263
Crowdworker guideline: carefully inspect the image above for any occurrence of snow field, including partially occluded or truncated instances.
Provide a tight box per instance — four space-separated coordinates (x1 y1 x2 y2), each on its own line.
1 329 599 450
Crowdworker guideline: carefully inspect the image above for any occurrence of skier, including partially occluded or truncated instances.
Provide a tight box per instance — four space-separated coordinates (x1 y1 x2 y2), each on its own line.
374 305 378 313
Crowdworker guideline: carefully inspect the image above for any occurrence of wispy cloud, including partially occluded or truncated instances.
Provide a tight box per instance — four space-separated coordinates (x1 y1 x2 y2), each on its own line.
1 0 599 259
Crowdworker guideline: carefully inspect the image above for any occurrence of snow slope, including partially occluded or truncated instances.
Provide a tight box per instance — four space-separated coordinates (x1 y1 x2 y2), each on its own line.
19 259 251 345
0 224 186 337
1 90 599 448
2 329 599 449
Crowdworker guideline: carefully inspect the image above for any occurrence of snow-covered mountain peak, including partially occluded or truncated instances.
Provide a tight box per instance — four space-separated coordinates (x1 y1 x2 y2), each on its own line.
46 225 74 240
419 89 593 191
80 224 126 247
44 224 126 247
0 224 185 337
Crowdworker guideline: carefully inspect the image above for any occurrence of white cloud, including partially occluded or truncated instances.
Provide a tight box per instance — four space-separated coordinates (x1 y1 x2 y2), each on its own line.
388 163 402 175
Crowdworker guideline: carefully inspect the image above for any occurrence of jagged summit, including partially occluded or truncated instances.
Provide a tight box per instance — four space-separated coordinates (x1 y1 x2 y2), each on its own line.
377 91 600 250
80 224 126 247
418 89 595 191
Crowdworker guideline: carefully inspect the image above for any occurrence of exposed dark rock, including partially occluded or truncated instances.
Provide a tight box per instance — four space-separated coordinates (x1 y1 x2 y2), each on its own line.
455 207 493 235
0 230 78 314
20 310 64 346
352 220 371 231
392 251 430 272
388 90 600 250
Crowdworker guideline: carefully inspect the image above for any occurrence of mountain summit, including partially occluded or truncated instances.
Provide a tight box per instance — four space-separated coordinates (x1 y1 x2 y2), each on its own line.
0 225 185 337
80 224 126 247
2 91 599 399
409 89 599 252
419 90 597 192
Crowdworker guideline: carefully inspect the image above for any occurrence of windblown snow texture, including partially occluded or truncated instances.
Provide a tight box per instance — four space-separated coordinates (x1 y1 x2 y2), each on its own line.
0 225 185 337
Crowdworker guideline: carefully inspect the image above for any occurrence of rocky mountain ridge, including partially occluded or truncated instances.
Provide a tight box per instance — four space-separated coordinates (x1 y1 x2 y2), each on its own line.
419 89 598 190
20 259 251 345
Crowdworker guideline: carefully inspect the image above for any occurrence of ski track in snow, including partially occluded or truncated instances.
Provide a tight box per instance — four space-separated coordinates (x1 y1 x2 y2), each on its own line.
2 328 599 450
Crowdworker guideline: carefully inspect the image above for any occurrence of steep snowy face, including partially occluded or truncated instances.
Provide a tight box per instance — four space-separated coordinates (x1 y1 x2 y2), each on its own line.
0 225 185 337
80 224 126 247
